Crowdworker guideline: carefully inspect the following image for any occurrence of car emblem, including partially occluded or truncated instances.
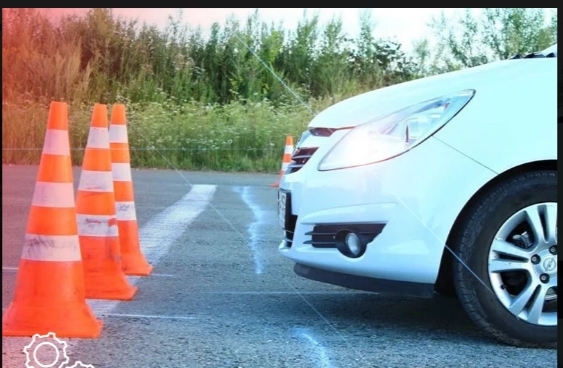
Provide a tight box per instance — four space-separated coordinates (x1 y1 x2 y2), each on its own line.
543 257 557 272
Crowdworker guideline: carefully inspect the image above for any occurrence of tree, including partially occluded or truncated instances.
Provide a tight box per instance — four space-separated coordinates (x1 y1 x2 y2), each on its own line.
413 8 557 75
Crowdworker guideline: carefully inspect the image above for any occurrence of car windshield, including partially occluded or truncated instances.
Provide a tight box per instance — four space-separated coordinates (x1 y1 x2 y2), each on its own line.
510 44 557 59
540 44 557 56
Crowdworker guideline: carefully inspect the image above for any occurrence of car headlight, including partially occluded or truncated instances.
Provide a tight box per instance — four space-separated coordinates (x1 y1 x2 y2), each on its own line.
318 89 476 171
296 130 311 148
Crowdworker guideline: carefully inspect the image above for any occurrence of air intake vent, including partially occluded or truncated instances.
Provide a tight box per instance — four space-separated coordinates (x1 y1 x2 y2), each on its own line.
304 223 386 248
286 147 318 174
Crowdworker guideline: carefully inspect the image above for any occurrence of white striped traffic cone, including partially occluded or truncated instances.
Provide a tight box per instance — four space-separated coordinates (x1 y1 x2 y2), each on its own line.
270 135 294 188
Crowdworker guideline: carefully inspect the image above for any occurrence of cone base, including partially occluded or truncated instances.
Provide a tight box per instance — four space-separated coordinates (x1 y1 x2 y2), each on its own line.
2 260 102 338
117 221 152 276
122 254 153 276
80 237 139 300
2 303 103 338
270 171 282 187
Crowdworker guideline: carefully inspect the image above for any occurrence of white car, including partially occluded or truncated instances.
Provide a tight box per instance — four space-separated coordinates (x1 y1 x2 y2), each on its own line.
278 44 557 348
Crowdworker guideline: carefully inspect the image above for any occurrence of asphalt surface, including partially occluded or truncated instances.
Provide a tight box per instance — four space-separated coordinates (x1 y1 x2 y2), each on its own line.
2 164 557 368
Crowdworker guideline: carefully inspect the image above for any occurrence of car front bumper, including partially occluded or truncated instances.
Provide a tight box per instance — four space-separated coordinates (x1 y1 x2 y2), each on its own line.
278 135 496 293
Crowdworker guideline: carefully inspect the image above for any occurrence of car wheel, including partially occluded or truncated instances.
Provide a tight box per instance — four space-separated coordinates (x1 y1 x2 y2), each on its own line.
452 170 557 348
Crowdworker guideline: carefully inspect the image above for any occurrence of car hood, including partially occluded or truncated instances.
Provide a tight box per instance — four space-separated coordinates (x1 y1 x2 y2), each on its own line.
308 58 549 129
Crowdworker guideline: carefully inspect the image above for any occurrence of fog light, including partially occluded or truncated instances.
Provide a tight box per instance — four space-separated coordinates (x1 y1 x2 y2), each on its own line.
334 229 366 258
345 233 361 256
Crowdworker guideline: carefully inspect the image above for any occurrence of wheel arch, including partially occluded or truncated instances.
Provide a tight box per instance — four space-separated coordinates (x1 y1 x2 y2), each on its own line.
435 159 557 293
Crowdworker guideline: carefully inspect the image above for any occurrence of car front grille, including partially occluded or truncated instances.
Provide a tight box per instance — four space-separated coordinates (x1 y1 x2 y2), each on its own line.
304 223 386 248
286 147 318 174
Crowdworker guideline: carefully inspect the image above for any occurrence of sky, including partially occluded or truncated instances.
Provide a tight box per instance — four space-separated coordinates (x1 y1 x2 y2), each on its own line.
42 8 465 52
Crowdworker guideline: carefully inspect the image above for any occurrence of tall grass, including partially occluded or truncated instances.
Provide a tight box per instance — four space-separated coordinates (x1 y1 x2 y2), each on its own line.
1 8 557 172
3 9 418 104
2 99 318 172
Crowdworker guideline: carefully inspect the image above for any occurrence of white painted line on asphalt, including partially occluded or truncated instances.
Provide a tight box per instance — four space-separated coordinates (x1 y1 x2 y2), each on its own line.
101 313 197 321
2 266 18 272
233 186 267 274
292 327 333 368
87 184 217 316
138 184 217 266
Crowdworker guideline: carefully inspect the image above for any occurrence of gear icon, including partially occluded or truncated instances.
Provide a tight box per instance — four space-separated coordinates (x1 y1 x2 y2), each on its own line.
66 362 95 368
23 332 70 368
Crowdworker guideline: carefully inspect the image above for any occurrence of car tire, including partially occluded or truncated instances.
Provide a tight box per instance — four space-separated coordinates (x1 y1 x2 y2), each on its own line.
452 170 557 349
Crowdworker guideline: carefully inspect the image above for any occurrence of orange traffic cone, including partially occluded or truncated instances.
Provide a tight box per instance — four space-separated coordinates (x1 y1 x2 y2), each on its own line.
2 101 103 338
76 104 138 300
109 104 153 276
270 135 294 187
